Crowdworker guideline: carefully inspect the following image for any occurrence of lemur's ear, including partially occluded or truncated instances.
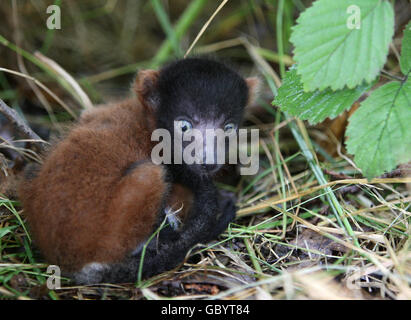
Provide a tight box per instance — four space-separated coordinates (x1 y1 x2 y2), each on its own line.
134 69 160 110
245 77 261 106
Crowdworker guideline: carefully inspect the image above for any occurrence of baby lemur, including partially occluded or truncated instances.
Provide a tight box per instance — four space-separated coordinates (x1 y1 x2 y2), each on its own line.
18 58 259 284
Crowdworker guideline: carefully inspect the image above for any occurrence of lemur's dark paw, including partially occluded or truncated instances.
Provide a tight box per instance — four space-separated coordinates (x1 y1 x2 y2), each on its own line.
217 202 236 230
219 190 237 222
219 190 237 205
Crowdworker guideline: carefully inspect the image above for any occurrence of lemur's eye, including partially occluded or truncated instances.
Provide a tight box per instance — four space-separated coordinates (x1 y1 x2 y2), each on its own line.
176 120 193 133
224 123 236 134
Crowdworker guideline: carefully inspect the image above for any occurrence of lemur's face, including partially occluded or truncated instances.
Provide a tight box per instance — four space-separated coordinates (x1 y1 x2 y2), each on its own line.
156 58 249 176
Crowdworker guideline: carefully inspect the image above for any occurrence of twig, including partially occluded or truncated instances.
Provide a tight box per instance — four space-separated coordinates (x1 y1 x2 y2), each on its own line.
326 168 404 195
381 69 405 82
323 169 353 180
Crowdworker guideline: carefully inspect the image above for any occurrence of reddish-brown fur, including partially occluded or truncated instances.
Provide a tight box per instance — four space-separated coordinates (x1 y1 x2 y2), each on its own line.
18 72 193 272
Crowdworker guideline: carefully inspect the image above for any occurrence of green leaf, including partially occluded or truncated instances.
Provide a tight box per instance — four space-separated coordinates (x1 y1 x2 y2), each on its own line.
346 77 411 179
291 0 394 91
274 66 372 124
400 20 411 75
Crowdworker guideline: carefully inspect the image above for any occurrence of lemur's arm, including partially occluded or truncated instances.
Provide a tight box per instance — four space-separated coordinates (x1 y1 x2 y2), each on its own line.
154 169 237 245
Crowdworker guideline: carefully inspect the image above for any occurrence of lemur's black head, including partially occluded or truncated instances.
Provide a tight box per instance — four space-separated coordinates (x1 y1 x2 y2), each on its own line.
135 58 259 177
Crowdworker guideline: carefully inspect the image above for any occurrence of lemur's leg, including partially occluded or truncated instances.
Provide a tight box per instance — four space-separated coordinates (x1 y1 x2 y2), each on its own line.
73 177 227 284
69 161 168 284
101 161 169 258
